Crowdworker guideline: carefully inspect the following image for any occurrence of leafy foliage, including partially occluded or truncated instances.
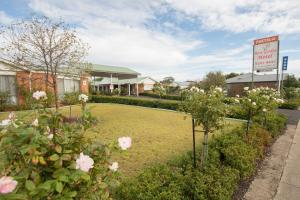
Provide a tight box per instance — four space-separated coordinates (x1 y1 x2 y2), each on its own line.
90 95 179 110
0 94 126 199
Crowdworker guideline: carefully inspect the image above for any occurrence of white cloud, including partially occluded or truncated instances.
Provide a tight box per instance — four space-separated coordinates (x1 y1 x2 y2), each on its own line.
0 11 14 25
25 0 300 80
28 0 203 77
167 0 300 34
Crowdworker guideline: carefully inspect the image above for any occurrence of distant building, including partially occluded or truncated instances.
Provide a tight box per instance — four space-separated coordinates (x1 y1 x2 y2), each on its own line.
89 64 156 96
0 60 88 105
176 81 192 89
226 73 288 96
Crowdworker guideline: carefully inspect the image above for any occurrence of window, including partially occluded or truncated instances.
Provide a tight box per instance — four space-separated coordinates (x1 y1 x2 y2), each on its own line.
57 78 80 98
0 75 17 104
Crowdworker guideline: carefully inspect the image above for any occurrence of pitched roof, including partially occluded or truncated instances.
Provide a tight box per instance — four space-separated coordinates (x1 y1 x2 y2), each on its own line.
91 64 140 75
91 76 157 85
226 73 288 84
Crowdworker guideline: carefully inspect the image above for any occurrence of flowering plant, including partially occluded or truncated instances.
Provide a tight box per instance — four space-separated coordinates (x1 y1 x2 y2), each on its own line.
235 87 284 133
181 87 226 168
0 92 131 199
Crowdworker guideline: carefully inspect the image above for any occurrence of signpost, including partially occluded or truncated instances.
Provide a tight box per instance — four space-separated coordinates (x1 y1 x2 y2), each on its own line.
252 36 279 89
280 56 288 91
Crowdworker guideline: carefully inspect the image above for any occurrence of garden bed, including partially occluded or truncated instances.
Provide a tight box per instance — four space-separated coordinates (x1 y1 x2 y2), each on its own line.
0 103 242 177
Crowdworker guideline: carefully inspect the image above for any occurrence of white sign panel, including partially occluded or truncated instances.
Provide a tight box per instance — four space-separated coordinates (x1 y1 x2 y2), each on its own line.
253 36 279 72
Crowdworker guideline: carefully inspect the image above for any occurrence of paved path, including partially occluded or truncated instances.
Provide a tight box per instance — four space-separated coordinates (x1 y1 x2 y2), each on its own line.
274 120 300 200
244 109 300 200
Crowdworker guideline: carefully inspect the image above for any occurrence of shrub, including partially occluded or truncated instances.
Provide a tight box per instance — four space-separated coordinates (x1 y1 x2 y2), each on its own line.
140 92 182 101
115 165 184 200
279 101 299 110
262 113 287 137
90 95 179 110
183 165 239 200
0 91 10 111
62 92 80 105
114 119 285 200
283 87 300 99
213 133 257 179
247 127 272 158
0 92 131 199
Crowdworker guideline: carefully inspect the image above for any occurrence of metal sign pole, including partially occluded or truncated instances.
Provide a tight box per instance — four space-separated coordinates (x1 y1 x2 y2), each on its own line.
192 118 196 168
251 44 255 89
277 40 280 92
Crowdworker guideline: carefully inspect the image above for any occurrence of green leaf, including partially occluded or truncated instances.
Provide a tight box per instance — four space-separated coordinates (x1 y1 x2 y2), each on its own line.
55 145 62 153
49 154 60 161
64 191 77 197
55 181 63 193
81 173 90 181
25 180 35 191
38 180 55 191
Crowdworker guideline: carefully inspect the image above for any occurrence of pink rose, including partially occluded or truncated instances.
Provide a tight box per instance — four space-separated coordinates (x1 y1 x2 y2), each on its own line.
0 176 18 194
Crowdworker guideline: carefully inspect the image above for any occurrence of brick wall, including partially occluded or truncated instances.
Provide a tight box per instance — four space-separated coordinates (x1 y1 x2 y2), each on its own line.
80 76 89 94
227 81 277 96
16 71 89 105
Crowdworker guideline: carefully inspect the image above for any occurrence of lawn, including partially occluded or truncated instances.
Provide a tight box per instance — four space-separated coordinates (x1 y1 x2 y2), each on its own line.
0 103 243 177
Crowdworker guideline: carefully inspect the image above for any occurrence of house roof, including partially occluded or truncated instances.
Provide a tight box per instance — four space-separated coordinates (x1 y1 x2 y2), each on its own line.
91 64 140 75
91 76 157 85
226 73 288 84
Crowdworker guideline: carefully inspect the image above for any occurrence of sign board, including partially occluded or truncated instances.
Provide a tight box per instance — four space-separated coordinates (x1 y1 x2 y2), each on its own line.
253 36 279 72
109 84 114 90
82 80 87 86
282 56 288 70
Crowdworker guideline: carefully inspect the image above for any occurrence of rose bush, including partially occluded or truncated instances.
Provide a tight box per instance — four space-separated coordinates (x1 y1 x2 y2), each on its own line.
181 87 226 168
0 92 131 199
234 87 284 135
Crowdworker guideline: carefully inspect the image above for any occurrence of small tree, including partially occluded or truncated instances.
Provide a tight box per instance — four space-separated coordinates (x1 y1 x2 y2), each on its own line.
202 71 226 91
181 87 226 168
235 87 283 136
152 83 166 98
0 16 89 110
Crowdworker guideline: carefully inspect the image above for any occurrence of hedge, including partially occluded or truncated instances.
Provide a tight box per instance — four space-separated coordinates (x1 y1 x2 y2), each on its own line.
279 101 299 110
140 93 182 101
90 95 180 110
114 114 287 200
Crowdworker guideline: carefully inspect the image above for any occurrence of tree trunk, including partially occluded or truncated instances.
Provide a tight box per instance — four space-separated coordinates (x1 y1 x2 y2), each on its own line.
200 129 209 169
246 108 251 138
52 75 59 111
69 105 72 118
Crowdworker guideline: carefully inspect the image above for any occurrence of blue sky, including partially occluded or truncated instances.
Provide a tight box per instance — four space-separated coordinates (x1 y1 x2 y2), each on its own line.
1 0 300 81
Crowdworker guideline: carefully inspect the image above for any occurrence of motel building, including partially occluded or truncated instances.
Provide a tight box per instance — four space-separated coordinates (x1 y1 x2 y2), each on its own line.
226 73 288 97
0 61 156 106
0 60 89 105
89 64 156 96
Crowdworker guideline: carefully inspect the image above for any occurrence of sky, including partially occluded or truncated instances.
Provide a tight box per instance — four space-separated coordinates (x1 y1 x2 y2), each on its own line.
0 0 300 81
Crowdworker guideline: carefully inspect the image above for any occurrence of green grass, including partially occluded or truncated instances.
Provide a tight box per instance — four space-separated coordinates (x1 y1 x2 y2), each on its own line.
0 103 242 177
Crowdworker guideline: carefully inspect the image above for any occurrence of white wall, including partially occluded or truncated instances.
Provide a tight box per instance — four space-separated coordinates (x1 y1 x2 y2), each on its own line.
141 77 156 91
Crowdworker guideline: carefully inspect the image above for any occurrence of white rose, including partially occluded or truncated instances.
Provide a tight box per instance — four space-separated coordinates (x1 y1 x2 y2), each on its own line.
215 87 222 92
76 153 94 172
109 162 119 172
118 137 132 150
32 119 38 127
0 119 11 127
32 91 47 100
78 94 88 102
